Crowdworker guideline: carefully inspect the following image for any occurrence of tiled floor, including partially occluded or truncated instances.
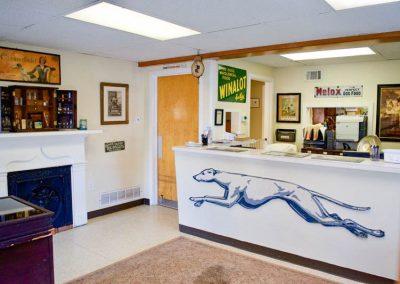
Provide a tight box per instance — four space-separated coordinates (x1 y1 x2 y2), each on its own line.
54 205 359 284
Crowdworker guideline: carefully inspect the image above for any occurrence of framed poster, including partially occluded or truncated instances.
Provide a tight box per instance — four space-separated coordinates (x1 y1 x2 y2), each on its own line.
276 93 301 123
100 82 129 125
214 109 224 126
0 46 61 85
376 84 400 141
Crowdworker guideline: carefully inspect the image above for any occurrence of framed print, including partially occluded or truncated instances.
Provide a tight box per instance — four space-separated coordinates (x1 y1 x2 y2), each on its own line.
214 109 224 126
100 82 129 125
276 93 301 123
250 98 260 108
376 84 400 141
0 46 61 85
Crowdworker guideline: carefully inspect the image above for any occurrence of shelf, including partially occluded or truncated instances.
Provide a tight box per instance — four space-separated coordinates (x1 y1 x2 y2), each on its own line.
0 130 102 139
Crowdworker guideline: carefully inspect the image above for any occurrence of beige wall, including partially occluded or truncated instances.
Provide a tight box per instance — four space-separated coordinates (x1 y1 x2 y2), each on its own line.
250 80 264 139
272 60 400 150
0 41 146 211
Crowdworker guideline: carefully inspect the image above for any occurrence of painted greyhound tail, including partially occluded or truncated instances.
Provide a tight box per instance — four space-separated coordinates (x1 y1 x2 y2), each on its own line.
307 189 371 211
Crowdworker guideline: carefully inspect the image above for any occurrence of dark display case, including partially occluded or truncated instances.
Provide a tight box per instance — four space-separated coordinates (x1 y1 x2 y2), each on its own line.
0 85 77 132
0 87 12 132
56 90 77 129
0 195 54 284
9 85 58 131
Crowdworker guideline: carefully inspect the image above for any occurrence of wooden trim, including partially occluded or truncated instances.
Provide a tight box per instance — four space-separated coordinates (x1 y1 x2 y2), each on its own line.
138 30 400 67
87 198 150 219
179 224 395 284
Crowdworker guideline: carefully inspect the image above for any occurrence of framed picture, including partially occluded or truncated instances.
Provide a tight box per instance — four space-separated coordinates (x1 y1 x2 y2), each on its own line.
214 109 224 126
100 82 129 125
250 98 260 108
376 84 400 141
0 46 61 85
276 93 301 123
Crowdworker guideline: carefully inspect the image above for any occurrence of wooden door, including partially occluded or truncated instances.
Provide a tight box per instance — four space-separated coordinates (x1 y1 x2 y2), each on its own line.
157 74 199 203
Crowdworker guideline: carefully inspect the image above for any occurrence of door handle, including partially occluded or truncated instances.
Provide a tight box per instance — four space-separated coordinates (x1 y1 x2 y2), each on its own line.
157 136 162 159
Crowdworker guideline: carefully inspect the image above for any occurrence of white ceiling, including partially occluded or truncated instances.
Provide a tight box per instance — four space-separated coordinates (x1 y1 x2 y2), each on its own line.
1 0 400 65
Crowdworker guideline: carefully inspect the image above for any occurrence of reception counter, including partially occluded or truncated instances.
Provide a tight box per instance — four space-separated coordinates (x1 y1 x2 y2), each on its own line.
173 146 400 282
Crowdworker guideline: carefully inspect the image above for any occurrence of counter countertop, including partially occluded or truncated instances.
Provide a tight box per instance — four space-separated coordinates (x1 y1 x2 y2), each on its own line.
173 146 400 174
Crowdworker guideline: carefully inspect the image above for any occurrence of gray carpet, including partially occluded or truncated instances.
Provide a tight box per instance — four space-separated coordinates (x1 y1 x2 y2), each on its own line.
68 237 338 284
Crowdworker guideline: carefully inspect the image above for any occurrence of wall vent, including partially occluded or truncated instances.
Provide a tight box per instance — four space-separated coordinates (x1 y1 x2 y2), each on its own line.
306 70 322 81
100 186 141 207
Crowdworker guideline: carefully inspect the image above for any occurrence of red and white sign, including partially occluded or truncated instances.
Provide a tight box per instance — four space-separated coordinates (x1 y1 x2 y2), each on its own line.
314 85 363 98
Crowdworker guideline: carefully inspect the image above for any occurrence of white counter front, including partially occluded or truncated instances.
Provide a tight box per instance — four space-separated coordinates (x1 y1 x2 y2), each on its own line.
174 146 400 280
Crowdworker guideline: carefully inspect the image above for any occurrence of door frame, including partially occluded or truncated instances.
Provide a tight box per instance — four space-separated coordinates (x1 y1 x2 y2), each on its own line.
248 73 274 144
148 67 205 205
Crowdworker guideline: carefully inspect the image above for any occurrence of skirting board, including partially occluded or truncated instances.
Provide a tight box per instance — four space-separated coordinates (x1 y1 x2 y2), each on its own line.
88 198 150 219
179 224 394 284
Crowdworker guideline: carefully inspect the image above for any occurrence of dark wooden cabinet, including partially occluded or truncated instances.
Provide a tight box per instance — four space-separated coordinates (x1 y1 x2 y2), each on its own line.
0 87 12 132
0 85 77 132
9 85 58 131
56 90 77 129
0 196 55 284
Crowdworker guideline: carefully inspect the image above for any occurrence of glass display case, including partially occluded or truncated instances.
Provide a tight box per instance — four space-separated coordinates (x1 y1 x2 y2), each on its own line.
9 85 57 131
0 196 54 284
0 87 12 132
56 90 77 129
0 85 77 132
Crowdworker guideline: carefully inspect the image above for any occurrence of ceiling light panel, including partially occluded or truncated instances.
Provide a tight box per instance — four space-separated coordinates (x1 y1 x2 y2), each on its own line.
324 0 400 10
281 47 375 61
65 2 200 40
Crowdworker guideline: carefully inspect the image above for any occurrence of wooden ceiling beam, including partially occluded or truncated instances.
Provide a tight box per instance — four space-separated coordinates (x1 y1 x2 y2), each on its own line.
137 30 400 67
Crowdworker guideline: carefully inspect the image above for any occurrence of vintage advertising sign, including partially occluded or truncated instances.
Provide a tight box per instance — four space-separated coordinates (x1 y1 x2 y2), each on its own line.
105 141 125 152
0 46 61 85
218 64 247 103
314 85 363 98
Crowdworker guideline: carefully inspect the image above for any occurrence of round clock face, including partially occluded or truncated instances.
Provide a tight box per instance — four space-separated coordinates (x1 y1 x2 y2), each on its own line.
191 60 204 78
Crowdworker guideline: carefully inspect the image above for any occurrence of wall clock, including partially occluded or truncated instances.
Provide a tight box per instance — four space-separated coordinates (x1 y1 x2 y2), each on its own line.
191 56 204 78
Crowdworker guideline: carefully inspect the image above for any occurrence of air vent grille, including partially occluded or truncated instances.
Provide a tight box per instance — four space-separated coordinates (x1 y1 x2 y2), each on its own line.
306 70 322 81
100 186 140 207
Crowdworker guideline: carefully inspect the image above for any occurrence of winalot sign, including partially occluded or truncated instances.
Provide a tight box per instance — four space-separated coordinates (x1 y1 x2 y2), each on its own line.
314 85 363 98
218 64 247 103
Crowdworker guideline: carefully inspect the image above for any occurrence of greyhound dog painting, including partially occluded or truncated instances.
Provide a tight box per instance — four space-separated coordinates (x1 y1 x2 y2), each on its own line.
190 168 384 238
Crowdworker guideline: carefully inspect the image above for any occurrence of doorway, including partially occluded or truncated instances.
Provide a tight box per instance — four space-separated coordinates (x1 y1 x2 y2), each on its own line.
250 80 265 140
157 74 199 207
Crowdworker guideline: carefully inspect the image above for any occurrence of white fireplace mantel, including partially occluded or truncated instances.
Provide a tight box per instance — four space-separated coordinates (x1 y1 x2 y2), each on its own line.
0 130 101 227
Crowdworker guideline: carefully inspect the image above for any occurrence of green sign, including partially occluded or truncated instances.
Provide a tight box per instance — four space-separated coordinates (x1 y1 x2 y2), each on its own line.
218 64 247 103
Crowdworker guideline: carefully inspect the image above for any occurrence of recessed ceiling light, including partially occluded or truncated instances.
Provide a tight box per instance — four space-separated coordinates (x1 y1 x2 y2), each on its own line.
65 2 200 40
324 0 400 10
281 47 375 61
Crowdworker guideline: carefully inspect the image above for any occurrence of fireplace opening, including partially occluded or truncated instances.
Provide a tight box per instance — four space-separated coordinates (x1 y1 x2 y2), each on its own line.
7 165 73 228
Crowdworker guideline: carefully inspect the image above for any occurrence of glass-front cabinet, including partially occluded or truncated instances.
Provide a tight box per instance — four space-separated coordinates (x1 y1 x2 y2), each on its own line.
0 87 12 132
55 90 77 129
0 85 77 132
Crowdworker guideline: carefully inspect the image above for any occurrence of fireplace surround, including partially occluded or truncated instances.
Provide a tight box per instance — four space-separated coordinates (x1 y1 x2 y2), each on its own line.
0 130 100 227
8 165 73 228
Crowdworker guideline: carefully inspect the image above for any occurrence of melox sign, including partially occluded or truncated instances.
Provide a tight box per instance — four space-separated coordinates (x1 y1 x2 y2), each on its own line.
314 85 363 98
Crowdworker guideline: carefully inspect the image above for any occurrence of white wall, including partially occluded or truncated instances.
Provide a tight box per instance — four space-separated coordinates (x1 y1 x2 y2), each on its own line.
272 60 400 150
0 41 145 211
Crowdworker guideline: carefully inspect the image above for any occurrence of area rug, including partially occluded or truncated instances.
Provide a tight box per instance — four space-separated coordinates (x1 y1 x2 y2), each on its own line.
68 237 337 284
